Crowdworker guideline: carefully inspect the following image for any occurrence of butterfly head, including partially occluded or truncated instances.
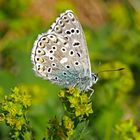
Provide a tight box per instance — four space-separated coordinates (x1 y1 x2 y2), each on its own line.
81 73 98 91
91 73 98 84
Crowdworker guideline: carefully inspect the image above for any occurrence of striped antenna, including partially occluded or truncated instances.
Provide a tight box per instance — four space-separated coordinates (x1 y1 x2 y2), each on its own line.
97 68 125 74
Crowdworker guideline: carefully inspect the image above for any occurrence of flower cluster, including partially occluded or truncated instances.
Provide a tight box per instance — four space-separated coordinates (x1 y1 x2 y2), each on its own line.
0 86 93 139
115 119 140 139
0 87 31 138
46 87 93 140
47 116 74 140
59 87 93 118
63 115 74 137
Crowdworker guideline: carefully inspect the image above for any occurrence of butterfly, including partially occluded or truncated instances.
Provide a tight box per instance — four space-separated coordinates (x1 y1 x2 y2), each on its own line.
31 10 98 91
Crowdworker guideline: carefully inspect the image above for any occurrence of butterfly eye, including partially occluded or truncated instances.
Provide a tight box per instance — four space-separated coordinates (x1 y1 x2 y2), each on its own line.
91 74 98 83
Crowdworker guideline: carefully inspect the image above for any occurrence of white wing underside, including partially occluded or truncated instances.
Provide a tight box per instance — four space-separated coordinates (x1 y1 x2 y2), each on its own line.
31 10 91 88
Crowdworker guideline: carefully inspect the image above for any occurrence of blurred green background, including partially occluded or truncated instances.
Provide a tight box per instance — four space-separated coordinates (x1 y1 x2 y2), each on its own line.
0 0 140 139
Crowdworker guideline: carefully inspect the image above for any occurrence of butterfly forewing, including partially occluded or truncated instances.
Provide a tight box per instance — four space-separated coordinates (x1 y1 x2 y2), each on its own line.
49 10 91 75
31 10 91 88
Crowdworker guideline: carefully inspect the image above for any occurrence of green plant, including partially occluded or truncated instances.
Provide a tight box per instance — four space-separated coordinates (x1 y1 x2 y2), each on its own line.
0 86 93 140
0 87 32 139
115 119 140 140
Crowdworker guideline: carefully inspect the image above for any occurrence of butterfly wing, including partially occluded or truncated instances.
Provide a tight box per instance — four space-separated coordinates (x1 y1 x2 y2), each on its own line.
31 10 91 88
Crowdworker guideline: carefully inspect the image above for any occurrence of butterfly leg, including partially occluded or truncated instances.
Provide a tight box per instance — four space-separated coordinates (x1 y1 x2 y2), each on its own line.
88 88 94 98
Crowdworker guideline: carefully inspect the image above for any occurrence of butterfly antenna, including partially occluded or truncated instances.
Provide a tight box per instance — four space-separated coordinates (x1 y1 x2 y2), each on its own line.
97 68 125 74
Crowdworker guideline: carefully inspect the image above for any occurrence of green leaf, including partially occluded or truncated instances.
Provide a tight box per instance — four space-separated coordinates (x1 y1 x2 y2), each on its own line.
70 121 89 140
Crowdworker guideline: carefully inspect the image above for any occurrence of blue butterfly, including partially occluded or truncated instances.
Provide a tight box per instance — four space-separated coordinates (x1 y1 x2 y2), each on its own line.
31 10 98 91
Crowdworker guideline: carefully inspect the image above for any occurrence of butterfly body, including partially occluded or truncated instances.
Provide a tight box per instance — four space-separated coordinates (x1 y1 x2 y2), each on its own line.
31 10 98 91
